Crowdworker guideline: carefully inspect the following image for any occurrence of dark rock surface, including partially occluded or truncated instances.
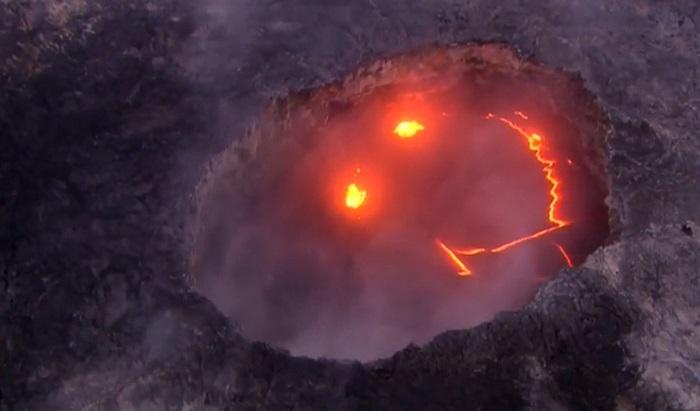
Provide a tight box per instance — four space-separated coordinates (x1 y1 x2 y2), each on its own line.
1 0 698 409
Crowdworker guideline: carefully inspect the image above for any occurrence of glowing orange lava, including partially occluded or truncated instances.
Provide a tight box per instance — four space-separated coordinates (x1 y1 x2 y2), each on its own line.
394 121 425 139
340 110 572 276
554 243 574 267
437 112 572 276
453 247 487 256
345 183 367 209
436 240 472 276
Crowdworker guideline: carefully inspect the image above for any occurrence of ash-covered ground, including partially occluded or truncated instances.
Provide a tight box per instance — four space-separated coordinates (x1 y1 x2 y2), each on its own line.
1 1 699 410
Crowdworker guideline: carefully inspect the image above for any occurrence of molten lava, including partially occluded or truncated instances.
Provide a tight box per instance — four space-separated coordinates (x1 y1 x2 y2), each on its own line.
345 183 367 209
434 112 573 275
342 111 573 276
394 121 425 139
489 114 568 228
555 243 574 267
453 247 487 256
436 240 472 276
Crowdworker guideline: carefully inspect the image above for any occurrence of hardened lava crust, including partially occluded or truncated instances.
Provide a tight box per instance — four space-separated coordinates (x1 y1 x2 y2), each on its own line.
1 1 699 410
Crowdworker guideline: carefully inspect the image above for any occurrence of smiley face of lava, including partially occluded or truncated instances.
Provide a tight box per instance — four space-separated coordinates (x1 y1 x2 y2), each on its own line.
191 45 610 360
345 112 573 277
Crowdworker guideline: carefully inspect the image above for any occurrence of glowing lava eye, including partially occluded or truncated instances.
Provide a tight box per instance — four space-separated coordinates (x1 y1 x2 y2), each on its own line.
394 121 425 138
345 183 367 209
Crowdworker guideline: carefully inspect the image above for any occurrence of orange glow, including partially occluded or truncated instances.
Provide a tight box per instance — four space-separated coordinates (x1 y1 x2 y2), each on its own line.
394 121 425 139
554 243 574 267
436 112 571 276
490 114 568 229
436 240 472 276
490 225 567 253
453 247 487 256
340 109 571 277
345 183 367 209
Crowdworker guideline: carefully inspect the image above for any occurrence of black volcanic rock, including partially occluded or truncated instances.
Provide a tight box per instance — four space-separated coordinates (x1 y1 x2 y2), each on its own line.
1 0 699 410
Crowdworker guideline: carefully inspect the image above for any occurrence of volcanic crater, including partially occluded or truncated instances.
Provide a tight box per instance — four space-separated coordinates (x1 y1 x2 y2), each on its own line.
190 45 611 360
